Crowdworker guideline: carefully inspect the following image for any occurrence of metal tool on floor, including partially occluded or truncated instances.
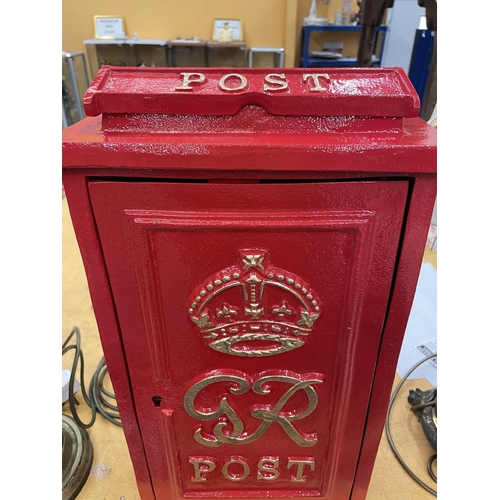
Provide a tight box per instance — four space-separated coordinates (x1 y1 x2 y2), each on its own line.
386 353 438 496
62 414 93 500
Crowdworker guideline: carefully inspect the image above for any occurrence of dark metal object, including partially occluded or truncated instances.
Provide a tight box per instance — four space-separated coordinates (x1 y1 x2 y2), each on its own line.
418 0 437 31
408 387 437 451
62 414 94 500
417 0 437 121
354 1 363 25
385 353 437 496
356 0 394 66
357 0 437 121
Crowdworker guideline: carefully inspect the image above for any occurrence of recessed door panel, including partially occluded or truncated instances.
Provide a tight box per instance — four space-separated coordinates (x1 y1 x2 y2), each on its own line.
89 180 408 500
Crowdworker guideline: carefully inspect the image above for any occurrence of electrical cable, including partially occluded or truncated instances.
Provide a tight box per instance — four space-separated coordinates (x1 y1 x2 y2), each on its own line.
385 352 437 496
427 454 437 483
62 326 122 429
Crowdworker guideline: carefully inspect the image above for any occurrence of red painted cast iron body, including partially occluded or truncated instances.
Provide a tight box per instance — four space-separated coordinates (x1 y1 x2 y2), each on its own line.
62 67 437 500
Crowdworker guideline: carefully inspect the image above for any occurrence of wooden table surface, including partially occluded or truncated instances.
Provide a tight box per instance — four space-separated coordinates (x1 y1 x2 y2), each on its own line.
62 200 437 500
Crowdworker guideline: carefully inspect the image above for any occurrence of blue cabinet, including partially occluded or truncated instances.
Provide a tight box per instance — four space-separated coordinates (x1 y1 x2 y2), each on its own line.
408 29 435 105
300 25 388 68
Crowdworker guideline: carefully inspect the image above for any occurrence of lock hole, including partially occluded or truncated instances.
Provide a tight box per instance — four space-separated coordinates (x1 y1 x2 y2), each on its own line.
152 396 162 407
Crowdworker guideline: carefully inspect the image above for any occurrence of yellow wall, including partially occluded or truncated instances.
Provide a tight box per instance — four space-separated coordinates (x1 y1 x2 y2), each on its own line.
63 0 286 57
63 0 360 70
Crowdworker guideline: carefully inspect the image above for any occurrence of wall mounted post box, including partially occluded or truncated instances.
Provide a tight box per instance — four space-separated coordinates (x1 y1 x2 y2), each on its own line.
62 67 437 500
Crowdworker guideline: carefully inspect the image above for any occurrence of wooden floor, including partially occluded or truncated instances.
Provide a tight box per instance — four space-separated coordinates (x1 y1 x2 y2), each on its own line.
62 200 437 500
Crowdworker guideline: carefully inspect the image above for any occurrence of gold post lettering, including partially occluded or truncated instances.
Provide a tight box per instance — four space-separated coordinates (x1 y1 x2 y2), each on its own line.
257 457 280 480
222 456 250 481
219 73 248 91
263 73 289 92
189 457 216 482
302 73 330 92
176 72 206 91
287 458 315 482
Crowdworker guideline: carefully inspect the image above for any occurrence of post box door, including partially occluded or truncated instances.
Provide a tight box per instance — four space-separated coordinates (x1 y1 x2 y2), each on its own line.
89 179 408 500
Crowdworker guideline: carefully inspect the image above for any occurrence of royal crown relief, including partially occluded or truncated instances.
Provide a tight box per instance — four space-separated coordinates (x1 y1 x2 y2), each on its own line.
187 249 322 357
183 250 325 484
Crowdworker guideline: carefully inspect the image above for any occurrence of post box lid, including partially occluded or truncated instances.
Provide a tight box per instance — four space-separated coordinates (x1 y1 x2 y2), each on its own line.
83 66 420 118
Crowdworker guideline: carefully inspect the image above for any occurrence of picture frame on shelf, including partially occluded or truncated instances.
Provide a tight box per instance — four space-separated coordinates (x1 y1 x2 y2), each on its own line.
94 16 126 39
212 19 243 42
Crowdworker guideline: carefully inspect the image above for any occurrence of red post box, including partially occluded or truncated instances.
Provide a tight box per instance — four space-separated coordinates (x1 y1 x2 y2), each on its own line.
62 67 436 500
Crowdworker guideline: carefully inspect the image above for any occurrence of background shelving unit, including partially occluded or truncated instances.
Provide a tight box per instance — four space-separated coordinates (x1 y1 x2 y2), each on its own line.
62 51 90 128
300 25 387 68
84 38 169 78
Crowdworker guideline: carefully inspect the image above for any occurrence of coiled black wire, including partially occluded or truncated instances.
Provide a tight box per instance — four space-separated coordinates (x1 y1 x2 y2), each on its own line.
62 326 122 428
427 454 438 483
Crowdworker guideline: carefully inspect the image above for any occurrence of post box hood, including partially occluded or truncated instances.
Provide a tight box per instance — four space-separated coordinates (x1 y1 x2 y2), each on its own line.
83 67 420 118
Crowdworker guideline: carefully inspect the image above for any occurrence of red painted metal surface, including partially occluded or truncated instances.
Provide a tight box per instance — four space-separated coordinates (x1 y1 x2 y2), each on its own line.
84 66 419 117
62 67 436 500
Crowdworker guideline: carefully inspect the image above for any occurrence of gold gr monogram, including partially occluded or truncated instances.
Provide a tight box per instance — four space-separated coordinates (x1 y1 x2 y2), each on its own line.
184 371 323 447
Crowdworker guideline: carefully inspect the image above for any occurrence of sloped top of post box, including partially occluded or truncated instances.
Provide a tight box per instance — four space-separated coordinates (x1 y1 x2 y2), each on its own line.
83 66 420 118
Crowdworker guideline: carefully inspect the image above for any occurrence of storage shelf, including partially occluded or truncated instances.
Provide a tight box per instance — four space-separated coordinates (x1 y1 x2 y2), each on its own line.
300 25 387 68
300 57 381 67
302 24 365 32
84 38 168 46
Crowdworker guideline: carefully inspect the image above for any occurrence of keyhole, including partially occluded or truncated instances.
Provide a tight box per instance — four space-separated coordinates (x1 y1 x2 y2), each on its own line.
152 396 162 407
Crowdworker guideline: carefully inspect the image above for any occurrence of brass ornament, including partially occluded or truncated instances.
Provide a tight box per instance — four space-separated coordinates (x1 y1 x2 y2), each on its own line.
187 249 322 357
184 371 323 447
210 333 304 357
221 457 250 482
257 458 280 481
287 459 315 482
219 74 248 92
188 458 216 482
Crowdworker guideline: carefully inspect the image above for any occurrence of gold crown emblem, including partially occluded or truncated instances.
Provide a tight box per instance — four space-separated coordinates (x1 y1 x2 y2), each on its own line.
187 249 322 357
